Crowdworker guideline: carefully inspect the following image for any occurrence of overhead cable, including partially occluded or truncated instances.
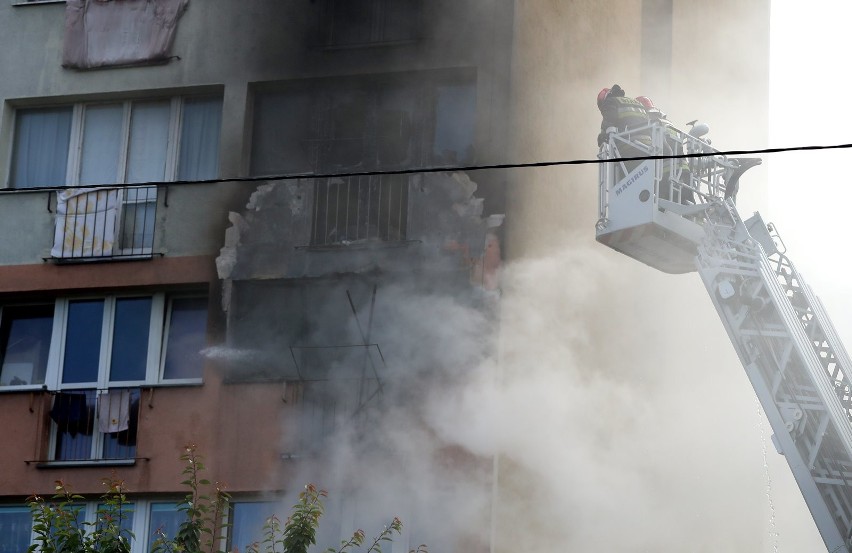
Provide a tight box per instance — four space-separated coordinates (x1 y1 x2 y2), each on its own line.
9 141 851 193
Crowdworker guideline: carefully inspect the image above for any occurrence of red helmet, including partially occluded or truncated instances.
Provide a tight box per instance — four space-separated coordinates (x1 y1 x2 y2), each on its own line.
635 96 655 110
597 88 610 108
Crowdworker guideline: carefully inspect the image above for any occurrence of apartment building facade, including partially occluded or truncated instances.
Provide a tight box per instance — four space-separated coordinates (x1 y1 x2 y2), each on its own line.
0 1 512 551
0 0 774 551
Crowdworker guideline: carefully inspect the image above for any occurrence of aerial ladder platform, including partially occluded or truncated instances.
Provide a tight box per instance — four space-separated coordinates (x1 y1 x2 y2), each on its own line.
597 120 852 552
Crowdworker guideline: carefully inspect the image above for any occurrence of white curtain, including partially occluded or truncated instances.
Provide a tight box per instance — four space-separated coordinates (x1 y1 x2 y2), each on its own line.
127 100 170 183
178 96 222 180
10 107 72 188
79 104 123 185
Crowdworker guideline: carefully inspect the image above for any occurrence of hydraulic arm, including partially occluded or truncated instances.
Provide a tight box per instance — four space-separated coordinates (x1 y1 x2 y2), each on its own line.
597 121 852 552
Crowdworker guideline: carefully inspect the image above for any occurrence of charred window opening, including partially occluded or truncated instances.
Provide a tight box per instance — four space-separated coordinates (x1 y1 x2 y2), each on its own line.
318 0 422 47
250 70 476 246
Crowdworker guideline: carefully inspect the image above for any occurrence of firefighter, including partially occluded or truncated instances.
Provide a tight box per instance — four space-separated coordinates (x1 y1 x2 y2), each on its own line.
597 85 651 177
596 84 648 146
634 95 694 204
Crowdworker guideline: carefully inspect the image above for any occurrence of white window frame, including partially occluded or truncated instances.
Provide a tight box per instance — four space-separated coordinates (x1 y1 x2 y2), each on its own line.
64 99 180 257
0 302 59 392
158 294 209 385
46 294 167 391
21 499 184 553
0 293 206 393
64 98 183 187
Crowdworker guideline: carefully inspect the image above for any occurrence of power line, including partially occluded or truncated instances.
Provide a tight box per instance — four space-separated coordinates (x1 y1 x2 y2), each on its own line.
9 141 851 193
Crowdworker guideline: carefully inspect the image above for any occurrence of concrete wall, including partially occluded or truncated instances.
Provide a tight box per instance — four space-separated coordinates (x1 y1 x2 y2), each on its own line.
0 0 514 183
0 0 515 519
494 1 775 551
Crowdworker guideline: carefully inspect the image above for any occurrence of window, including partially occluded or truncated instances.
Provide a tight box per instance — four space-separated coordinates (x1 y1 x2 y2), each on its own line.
12 96 222 259
50 388 140 461
11 96 222 188
228 501 278 551
4 500 185 553
251 73 476 245
319 0 421 47
0 304 54 387
148 503 184 551
0 506 31 553
0 294 208 461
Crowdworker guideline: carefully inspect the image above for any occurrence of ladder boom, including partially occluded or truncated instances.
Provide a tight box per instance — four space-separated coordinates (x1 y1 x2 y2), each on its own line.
596 121 852 552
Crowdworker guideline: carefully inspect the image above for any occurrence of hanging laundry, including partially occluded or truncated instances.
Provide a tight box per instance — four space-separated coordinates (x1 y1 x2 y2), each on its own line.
97 389 132 434
49 392 93 437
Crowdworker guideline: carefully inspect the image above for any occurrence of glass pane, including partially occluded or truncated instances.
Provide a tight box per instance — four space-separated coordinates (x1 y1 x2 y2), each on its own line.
126 101 171 184
432 83 476 164
178 97 222 181
381 0 420 42
328 0 374 45
0 304 54 387
51 390 95 461
97 501 134 537
63 300 104 384
101 389 139 459
229 502 277 551
376 84 416 167
119 201 156 251
109 297 152 382
79 104 123 186
250 90 313 176
162 298 208 380
322 90 369 169
0 506 32 553
10 106 72 188
148 503 185 551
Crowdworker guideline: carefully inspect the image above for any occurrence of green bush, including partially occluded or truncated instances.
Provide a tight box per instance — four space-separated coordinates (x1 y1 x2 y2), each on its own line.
27 445 426 553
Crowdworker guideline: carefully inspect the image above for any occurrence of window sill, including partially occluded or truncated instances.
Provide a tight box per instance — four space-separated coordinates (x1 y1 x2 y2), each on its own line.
0 385 46 393
32 458 139 468
12 0 66 6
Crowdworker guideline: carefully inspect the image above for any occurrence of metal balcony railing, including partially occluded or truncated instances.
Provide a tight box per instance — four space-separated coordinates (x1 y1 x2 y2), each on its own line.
51 186 157 261
49 388 141 462
311 175 408 246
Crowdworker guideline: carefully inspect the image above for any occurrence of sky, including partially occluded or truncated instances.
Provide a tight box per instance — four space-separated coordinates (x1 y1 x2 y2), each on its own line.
769 1 852 338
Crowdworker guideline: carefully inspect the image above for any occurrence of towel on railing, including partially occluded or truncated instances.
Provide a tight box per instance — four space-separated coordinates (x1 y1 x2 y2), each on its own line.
52 187 119 258
97 389 131 434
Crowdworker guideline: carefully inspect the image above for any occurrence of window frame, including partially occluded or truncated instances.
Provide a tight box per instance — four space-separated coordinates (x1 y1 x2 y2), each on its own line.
8 94 222 189
318 0 423 48
0 302 59 391
7 499 184 553
47 294 166 391
0 293 207 393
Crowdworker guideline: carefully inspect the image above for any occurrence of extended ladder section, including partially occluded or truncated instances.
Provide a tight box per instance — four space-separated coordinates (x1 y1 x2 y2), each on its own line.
597 121 852 552
697 205 852 553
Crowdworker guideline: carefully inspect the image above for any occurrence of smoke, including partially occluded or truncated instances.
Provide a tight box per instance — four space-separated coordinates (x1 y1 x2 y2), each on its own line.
244 227 815 553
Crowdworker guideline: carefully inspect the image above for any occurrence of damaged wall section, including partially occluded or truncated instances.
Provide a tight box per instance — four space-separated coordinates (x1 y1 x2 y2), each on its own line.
212 171 502 549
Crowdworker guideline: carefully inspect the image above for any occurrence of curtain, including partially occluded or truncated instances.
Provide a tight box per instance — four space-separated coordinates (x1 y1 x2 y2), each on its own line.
177 96 222 180
10 107 72 188
79 104 123 185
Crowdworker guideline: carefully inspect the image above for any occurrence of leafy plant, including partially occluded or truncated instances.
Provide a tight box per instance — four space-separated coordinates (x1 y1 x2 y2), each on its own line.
27 445 424 553
28 475 132 553
151 443 231 553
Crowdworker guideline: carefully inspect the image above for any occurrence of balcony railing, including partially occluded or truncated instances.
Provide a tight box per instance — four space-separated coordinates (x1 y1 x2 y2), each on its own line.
49 388 141 462
51 186 157 261
311 175 408 246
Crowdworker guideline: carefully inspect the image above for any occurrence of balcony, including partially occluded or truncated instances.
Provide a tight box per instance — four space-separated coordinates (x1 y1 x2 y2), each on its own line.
51 186 157 262
44 388 141 465
0 181 243 268
310 175 409 247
